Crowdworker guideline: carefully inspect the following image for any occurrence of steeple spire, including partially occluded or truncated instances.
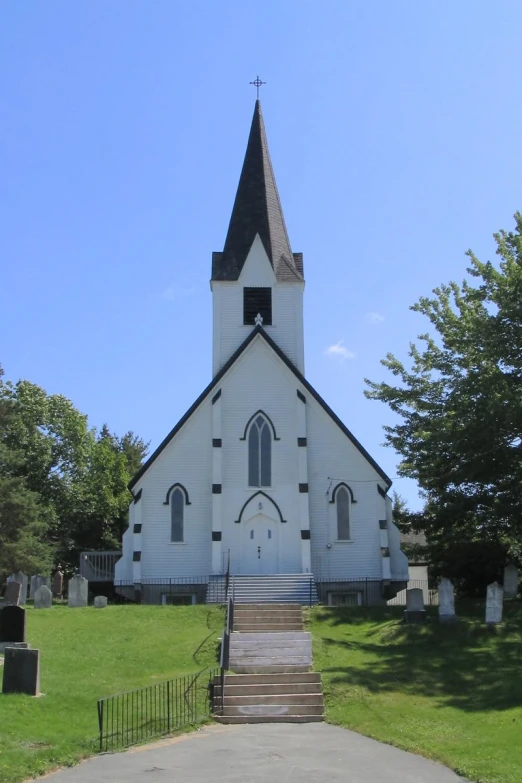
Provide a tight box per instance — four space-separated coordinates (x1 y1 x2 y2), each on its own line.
212 101 303 282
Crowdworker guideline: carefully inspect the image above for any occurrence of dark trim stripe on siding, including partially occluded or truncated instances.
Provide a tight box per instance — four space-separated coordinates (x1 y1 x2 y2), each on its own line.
379 519 388 529
297 437 307 447
297 390 306 403
299 483 309 493
301 530 311 540
212 531 222 541
133 488 142 504
133 524 142 534
212 484 222 494
129 325 392 490
377 485 387 498
212 438 222 447
133 551 141 562
212 389 221 404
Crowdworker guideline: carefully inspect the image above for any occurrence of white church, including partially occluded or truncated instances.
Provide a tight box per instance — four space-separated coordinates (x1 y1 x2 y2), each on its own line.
114 100 408 605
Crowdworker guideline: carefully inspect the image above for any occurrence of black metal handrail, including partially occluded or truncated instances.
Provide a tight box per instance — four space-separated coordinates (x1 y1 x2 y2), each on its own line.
97 667 218 752
217 583 234 715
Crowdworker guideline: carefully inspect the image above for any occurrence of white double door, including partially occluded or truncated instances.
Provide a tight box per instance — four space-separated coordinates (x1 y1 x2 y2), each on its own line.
241 513 279 574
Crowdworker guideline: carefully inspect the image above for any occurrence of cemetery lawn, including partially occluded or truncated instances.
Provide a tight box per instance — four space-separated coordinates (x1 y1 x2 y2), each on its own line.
309 601 522 783
0 604 223 783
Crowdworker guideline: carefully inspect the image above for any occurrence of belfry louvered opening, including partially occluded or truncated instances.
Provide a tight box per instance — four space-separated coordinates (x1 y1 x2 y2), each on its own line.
243 287 272 325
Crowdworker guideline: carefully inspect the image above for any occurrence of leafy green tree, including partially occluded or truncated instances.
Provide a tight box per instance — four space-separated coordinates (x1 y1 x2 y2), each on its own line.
0 366 54 579
0 371 148 573
365 213 522 564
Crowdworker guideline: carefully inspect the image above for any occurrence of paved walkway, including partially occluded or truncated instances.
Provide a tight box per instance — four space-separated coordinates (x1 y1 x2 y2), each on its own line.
37 723 467 783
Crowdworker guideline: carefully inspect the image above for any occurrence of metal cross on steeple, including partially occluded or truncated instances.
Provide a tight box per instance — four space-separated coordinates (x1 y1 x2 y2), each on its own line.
249 75 266 99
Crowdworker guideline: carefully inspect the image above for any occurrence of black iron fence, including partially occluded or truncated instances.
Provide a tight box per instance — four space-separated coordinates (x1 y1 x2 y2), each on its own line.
97 668 219 752
114 576 226 605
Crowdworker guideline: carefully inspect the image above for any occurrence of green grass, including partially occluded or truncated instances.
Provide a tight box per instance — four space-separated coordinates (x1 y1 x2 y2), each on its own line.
308 601 522 783
0 604 223 783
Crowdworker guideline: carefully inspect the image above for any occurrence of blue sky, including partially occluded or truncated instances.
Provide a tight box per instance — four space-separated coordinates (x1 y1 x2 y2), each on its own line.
2 1 522 510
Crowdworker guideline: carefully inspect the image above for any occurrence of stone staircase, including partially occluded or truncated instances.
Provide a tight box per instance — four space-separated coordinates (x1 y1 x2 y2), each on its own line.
214 603 324 723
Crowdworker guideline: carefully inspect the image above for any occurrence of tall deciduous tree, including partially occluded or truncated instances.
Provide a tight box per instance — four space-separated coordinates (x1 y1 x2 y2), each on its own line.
365 214 522 561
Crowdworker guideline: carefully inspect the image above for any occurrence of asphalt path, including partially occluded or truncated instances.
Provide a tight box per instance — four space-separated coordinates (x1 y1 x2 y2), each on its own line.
36 723 467 783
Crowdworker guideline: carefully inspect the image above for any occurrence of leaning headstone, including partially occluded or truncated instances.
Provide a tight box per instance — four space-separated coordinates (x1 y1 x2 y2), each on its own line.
485 582 503 624
34 585 52 609
4 581 21 606
404 588 426 624
503 565 519 599
2 648 40 695
53 567 64 598
30 575 50 600
8 572 28 604
438 578 456 622
0 605 26 643
93 596 108 609
68 575 88 607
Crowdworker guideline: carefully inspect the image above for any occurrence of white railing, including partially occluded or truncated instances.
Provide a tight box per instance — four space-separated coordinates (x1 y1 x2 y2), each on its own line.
80 552 122 582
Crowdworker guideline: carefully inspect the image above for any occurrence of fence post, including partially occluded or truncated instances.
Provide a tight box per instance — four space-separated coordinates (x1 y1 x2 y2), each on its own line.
167 679 171 733
309 576 312 608
97 699 104 753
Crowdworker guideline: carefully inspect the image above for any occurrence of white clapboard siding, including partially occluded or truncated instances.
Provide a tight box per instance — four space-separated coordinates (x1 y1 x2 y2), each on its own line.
212 237 304 376
305 391 386 581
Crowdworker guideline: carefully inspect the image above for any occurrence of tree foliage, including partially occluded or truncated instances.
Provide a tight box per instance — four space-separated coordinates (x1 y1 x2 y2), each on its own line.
0 367 148 578
365 214 522 562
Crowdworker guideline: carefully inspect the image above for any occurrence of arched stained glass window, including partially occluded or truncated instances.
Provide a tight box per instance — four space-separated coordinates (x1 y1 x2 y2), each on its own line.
171 488 184 542
336 487 350 540
248 414 271 487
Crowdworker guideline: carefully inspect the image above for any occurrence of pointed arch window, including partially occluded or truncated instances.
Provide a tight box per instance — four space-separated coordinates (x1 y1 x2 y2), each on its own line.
336 487 350 541
248 414 271 487
170 488 185 542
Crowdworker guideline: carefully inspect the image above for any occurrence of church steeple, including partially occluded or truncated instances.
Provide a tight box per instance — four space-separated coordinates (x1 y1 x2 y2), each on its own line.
212 100 303 282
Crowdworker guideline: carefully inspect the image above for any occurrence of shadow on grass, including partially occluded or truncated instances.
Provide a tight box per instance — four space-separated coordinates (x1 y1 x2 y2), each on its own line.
314 601 522 713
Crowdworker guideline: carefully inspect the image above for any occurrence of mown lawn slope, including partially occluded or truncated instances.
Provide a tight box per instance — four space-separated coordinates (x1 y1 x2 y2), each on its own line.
309 602 522 783
0 604 223 783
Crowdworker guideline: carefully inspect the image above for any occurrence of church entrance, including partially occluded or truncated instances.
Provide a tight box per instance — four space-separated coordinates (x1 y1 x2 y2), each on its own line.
241 514 279 574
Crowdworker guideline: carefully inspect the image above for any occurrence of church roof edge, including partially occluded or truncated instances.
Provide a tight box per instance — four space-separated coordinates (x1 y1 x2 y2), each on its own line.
129 328 391 491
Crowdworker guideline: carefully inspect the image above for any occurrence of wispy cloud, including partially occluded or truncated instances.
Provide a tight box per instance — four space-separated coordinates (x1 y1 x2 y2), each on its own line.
160 285 196 300
366 311 385 324
324 340 356 361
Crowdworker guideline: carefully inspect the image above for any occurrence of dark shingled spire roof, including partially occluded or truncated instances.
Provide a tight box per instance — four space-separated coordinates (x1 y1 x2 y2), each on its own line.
212 100 303 282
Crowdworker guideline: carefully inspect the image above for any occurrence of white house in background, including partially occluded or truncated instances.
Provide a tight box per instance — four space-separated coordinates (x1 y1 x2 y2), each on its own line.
114 100 408 604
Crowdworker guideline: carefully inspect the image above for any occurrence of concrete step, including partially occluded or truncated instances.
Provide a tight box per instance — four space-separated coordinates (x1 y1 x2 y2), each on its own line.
230 636 310 647
230 665 312 674
223 693 324 706
235 603 302 611
230 632 310 642
214 682 323 696
234 624 304 633
221 704 324 717
215 714 323 724
223 672 321 685
230 644 311 656
234 610 303 619
229 656 312 667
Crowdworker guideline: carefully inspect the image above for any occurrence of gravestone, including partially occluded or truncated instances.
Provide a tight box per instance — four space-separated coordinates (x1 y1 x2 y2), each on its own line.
53 567 64 598
93 596 108 608
438 578 456 622
503 565 519 599
485 582 503 624
8 572 28 604
4 581 21 606
0 605 26 643
30 575 50 600
404 588 426 624
68 575 88 607
2 648 40 695
34 585 52 609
